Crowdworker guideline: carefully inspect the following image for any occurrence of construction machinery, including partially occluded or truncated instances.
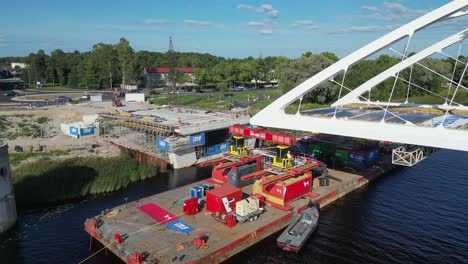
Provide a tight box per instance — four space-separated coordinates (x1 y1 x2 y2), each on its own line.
112 95 123 107
229 125 297 170
230 135 248 157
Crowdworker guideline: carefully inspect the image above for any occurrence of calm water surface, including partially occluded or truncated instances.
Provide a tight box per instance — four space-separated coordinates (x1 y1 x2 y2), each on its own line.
1 150 467 264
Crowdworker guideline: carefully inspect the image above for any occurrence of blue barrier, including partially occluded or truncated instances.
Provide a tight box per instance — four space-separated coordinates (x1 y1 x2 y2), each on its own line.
69 126 79 136
157 138 170 152
205 142 230 156
80 126 95 136
189 133 205 145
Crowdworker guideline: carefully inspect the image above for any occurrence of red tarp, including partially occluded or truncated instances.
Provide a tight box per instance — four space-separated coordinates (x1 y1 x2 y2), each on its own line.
137 203 177 224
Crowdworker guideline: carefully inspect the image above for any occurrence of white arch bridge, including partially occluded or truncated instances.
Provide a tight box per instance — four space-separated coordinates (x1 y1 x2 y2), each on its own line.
251 0 468 165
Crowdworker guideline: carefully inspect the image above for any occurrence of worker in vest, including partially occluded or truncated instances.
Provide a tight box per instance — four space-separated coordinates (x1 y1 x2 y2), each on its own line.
287 151 293 161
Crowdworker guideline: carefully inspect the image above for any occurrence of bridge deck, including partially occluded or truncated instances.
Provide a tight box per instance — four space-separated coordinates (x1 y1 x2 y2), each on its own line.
302 106 468 130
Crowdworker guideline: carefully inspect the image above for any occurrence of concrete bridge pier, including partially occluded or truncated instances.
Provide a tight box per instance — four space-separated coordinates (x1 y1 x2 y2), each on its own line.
0 144 17 234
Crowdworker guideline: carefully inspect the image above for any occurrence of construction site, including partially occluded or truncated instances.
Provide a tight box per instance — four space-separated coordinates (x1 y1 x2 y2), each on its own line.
84 123 399 264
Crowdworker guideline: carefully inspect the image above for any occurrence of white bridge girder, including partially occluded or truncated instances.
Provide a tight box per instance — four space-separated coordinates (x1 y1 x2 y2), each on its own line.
251 1 468 152
332 29 468 107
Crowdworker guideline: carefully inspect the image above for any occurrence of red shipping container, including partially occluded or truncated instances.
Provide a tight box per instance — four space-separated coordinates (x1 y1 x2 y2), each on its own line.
183 197 199 215
206 185 242 213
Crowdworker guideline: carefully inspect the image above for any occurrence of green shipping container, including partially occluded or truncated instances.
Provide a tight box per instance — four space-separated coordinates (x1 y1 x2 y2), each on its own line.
308 144 321 155
335 149 349 165
320 142 336 153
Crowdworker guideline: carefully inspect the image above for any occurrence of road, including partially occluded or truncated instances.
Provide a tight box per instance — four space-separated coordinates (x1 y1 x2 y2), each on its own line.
0 89 115 106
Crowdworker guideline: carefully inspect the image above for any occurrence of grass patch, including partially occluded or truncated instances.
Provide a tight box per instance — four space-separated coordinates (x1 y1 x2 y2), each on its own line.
151 89 283 112
285 102 328 114
36 116 48 124
11 154 159 209
152 95 230 110
40 85 82 91
9 150 69 167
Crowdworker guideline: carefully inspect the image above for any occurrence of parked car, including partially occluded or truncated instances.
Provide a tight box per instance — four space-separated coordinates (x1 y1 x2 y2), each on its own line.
53 96 70 102
80 93 90 100
4 90 16 96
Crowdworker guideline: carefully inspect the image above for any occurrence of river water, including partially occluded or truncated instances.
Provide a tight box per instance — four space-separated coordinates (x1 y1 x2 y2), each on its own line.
1 150 467 264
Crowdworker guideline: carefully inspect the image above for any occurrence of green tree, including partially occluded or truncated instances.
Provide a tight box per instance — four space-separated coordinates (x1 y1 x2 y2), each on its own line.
279 53 337 103
81 56 96 89
50 49 67 85
93 43 117 89
115 38 134 89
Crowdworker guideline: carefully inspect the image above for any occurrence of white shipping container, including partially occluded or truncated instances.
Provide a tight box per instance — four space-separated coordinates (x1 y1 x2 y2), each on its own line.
125 93 145 103
90 95 102 102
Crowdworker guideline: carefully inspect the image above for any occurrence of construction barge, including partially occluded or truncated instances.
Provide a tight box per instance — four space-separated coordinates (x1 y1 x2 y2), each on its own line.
84 126 396 264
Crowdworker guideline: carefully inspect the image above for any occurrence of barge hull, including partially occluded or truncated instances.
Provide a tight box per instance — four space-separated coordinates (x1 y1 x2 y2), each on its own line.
84 161 394 264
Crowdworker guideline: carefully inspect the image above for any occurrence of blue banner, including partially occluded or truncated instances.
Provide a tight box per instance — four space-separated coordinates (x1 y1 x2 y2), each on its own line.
205 142 230 156
80 126 95 136
189 133 205 145
219 142 229 152
69 126 79 136
157 138 170 151
166 220 194 234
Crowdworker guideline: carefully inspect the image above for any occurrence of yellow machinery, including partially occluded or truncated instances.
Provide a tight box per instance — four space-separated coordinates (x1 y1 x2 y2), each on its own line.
272 145 292 169
230 136 248 157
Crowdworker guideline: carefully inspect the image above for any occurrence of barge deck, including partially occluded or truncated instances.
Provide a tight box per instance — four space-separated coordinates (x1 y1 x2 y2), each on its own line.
84 160 394 264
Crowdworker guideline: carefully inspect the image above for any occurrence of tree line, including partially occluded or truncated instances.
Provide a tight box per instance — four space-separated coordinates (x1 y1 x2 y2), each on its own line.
5 37 467 104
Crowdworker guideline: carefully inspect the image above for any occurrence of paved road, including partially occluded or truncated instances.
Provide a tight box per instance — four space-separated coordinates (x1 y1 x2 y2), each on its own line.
0 89 115 106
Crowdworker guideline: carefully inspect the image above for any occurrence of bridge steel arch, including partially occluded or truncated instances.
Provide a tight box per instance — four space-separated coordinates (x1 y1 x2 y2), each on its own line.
251 1 468 151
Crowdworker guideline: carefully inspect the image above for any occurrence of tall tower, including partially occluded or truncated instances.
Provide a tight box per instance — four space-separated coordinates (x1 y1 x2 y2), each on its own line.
168 36 177 91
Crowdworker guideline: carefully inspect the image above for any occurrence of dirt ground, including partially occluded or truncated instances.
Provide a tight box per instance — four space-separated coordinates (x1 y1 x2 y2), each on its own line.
0 101 156 165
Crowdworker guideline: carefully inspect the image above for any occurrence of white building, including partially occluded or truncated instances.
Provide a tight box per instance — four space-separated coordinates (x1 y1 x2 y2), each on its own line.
11 63 27 69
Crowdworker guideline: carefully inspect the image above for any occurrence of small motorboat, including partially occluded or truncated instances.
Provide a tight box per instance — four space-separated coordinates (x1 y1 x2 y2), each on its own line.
276 202 319 252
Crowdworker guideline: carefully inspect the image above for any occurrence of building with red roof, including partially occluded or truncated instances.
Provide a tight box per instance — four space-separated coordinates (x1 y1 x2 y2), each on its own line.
143 67 195 88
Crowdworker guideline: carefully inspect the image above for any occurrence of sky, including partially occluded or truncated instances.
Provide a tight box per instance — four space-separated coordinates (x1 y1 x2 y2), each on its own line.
0 0 465 58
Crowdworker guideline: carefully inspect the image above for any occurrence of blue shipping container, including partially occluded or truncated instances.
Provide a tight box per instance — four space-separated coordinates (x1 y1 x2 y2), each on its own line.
156 138 170 152
349 148 379 168
69 126 79 136
189 133 205 145
190 186 204 199
80 126 95 136
367 148 379 164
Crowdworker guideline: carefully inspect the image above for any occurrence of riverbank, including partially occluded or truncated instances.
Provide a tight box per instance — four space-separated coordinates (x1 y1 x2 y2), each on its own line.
11 154 159 209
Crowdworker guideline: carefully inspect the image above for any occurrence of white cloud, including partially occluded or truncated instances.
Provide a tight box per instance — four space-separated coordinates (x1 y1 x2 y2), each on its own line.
362 2 428 21
330 26 381 34
258 29 273 35
184 20 210 26
0 34 6 46
292 20 314 27
257 4 273 13
305 25 320 30
383 2 407 14
247 21 266 27
144 19 175 25
362 5 379 12
266 10 279 18
237 4 254 10
238 3 279 19
385 24 401 31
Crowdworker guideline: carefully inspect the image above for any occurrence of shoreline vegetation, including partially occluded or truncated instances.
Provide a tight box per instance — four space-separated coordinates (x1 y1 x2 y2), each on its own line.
11 154 159 209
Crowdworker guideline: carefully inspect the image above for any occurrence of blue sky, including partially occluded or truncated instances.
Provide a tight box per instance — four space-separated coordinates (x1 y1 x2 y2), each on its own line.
0 0 463 58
